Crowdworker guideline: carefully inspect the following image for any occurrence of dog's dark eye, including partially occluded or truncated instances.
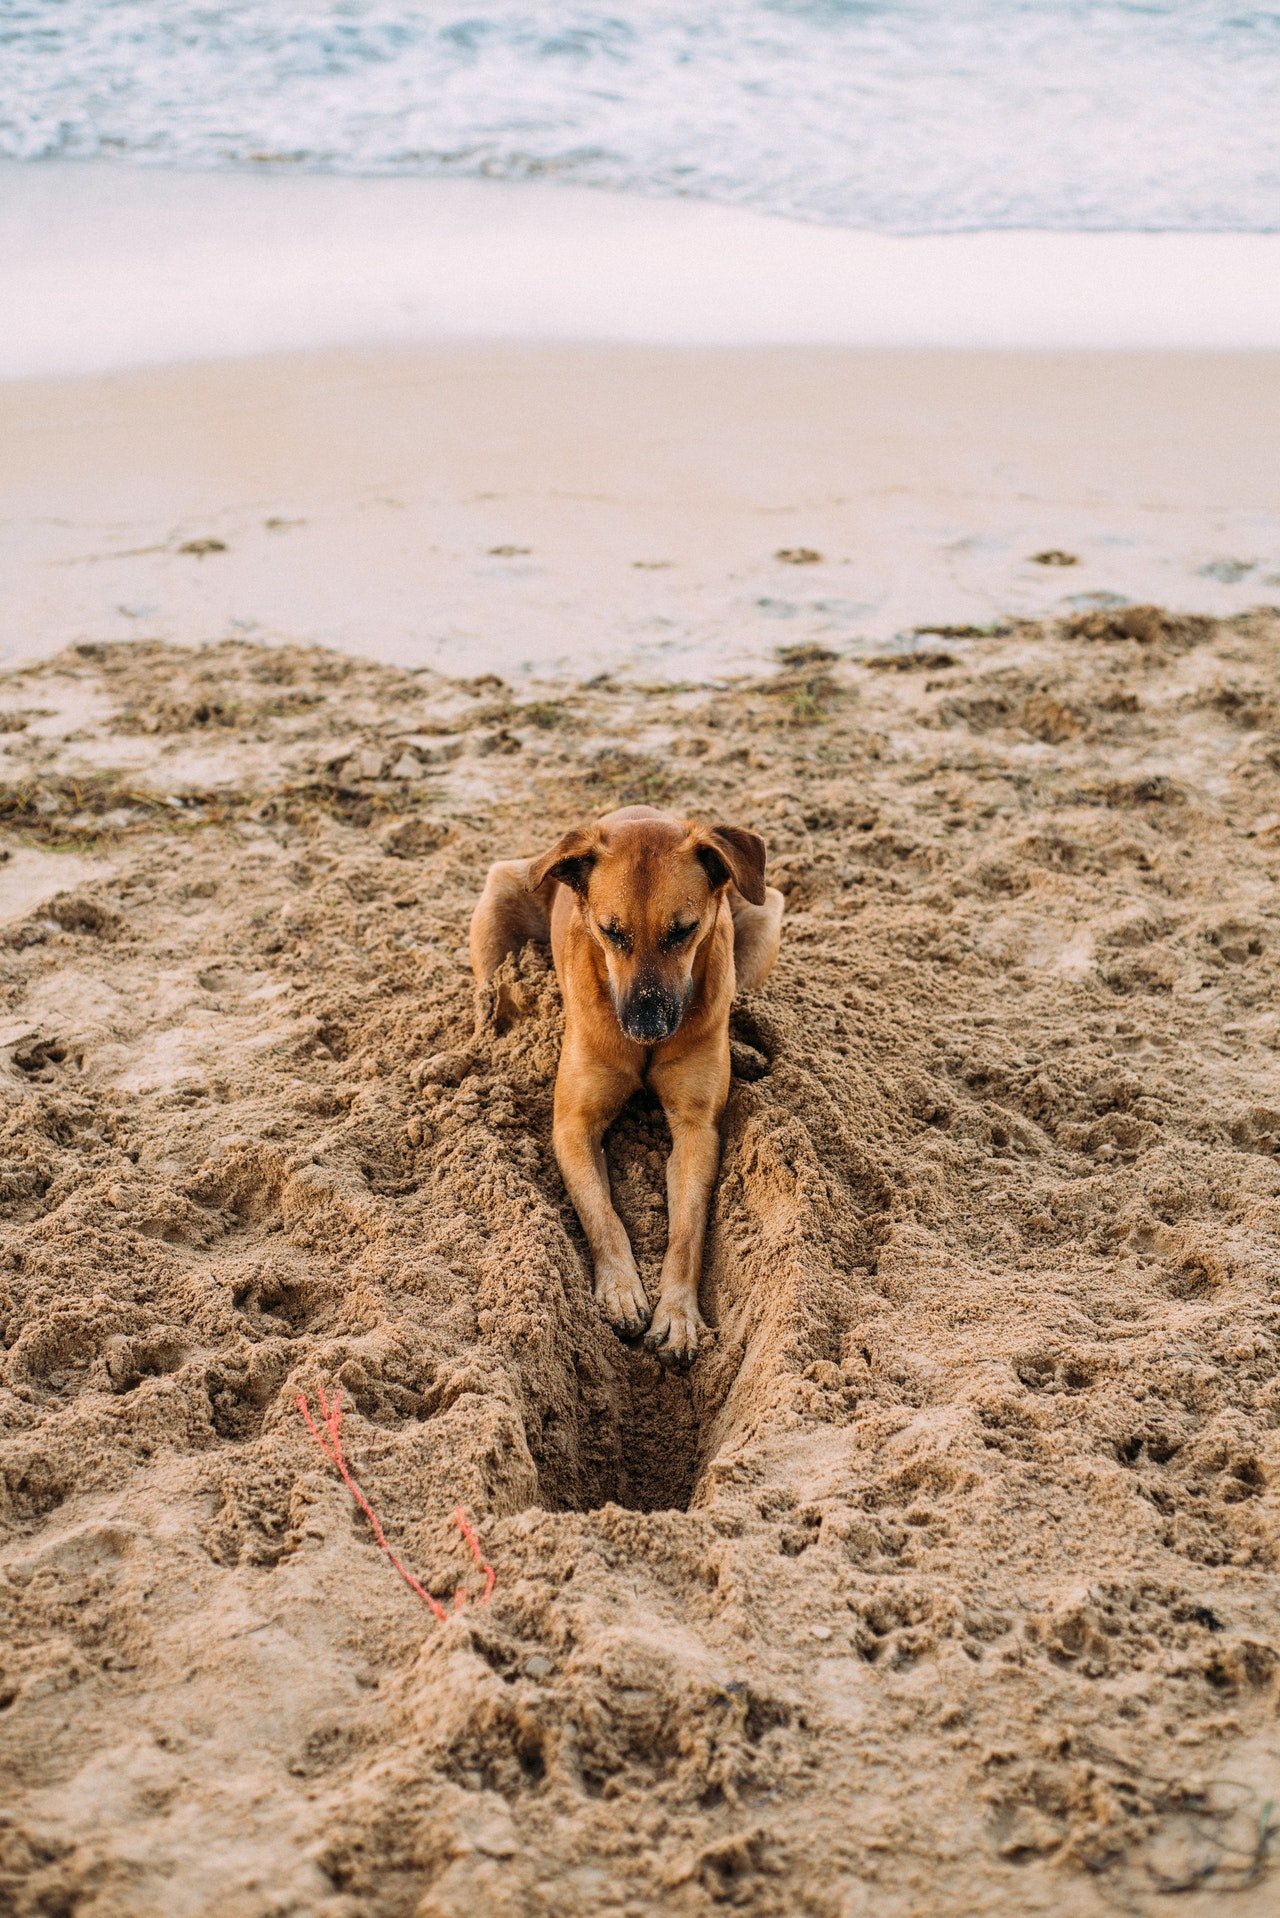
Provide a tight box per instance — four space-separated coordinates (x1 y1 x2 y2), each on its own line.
664 922 697 949
600 921 629 949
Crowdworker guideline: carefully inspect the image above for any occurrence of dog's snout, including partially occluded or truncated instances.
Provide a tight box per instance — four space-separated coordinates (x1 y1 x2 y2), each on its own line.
619 977 683 1044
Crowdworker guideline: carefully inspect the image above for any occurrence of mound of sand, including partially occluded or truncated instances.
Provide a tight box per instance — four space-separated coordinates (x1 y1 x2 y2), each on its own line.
2 612 1280 1915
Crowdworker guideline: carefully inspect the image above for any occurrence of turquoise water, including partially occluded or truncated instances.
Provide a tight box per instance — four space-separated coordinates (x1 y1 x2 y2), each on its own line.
2 2 1278 232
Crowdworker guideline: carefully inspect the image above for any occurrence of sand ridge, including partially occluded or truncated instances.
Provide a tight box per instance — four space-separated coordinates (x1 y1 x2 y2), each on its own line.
1 610 1280 1914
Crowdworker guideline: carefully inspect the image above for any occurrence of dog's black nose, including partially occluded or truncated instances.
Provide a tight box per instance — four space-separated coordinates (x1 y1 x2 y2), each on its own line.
620 983 681 1044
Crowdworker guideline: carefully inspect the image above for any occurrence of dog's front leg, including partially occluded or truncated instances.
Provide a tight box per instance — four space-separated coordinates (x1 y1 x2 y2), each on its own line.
646 1050 728 1365
553 1053 649 1338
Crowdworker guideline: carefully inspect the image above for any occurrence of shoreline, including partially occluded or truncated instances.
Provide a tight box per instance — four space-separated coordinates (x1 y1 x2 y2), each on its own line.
6 163 1280 380
3 339 1278 680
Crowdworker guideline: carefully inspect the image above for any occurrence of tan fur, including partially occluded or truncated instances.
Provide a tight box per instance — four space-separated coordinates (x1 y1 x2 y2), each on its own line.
469 806 783 1362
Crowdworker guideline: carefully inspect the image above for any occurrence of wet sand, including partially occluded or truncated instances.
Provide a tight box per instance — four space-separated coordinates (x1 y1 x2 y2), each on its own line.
3 342 1279 682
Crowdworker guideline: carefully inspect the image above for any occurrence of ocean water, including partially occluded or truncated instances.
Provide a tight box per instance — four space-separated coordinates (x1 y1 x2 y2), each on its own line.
2 1 1278 233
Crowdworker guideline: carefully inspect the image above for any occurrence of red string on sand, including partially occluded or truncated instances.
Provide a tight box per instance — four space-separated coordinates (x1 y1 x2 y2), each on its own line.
297 1384 494 1620
453 1504 497 1607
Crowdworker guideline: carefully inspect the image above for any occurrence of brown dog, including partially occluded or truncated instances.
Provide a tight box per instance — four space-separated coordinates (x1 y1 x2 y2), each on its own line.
469 806 783 1362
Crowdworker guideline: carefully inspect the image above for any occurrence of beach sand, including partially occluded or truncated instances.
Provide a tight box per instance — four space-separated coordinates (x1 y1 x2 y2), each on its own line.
4 344 1279 679
3 584 1280 1913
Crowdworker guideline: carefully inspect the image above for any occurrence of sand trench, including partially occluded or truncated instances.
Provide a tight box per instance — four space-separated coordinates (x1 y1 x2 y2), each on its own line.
2 616 1280 1916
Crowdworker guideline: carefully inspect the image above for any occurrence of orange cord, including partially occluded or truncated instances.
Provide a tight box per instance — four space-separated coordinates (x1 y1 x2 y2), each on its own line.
297 1384 494 1619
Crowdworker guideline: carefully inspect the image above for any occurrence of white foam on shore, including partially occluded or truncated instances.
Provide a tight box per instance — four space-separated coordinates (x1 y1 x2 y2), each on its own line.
6 161 1280 379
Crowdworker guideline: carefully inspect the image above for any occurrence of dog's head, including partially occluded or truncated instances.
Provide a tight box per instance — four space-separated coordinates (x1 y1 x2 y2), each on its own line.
529 807 766 1044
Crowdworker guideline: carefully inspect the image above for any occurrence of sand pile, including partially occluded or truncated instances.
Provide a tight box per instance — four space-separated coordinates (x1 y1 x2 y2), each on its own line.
1 610 1279 1916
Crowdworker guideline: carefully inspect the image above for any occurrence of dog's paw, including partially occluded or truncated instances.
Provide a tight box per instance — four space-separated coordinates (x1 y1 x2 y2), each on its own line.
595 1266 651 1341
643 1295 705 1368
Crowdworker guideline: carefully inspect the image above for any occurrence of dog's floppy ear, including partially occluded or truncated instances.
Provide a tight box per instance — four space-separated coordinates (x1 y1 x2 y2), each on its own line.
692 824 767 905
528 825 599 896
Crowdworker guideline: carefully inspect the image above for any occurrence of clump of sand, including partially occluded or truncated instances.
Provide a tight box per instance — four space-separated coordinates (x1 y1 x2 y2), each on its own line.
2 613 1279 1915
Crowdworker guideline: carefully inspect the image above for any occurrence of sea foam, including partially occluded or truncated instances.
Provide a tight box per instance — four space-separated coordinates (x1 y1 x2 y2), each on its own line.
2 1 1278 234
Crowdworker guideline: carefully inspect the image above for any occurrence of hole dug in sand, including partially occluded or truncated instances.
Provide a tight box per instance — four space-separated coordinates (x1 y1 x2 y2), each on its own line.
523 1094 710 1516
532 1339 702 1516
467 963 743 1518
503 1010 856 1522
468 975 809 1520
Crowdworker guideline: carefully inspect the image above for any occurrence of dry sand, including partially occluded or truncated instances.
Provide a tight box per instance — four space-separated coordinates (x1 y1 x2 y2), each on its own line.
4 345 1280 679
2 602 1280 1915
